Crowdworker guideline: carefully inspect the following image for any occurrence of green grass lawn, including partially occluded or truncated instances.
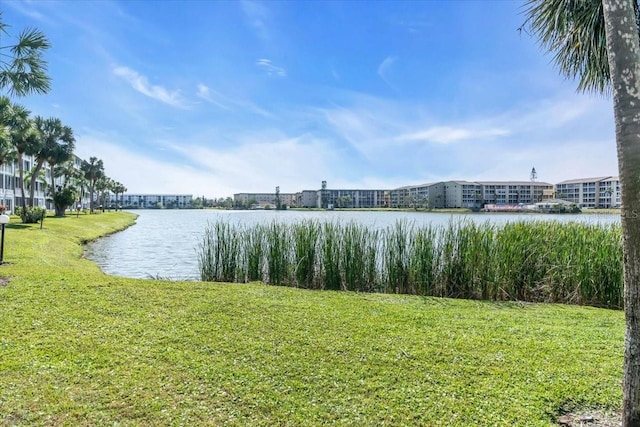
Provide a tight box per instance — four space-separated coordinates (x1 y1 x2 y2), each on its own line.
0 212 624 426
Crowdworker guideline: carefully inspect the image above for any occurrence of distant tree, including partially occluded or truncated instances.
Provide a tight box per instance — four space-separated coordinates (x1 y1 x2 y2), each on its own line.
337 195 352 208
80 157 104 212
0 11 51 97
111 182 127 210
31 116 74 207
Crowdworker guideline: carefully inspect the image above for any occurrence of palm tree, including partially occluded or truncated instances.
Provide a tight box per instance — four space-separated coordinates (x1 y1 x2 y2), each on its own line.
52 159 80 217
6 102 39 215
67 167 89 217
0 11 51 97
31 117 74 206
112 181 127 210
524 0 640 423
24 166 47 202
93 175 113 212
80 157 104 212
0 97 17 166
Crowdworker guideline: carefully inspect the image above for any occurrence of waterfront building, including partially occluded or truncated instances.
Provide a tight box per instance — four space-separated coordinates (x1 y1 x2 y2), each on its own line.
555 176 621 208
478 181 553 205
118 194 193 209
234 192 296 208
297 190 318 208
389 183 443 208
319 188 388 209
0 155 49 213
443 181 483 209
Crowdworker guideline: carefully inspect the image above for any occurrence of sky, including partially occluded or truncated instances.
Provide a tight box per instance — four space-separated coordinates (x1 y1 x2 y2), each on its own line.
2 0 618 198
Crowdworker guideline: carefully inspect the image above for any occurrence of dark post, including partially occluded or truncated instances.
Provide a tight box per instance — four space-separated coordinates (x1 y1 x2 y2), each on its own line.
0 222 6 264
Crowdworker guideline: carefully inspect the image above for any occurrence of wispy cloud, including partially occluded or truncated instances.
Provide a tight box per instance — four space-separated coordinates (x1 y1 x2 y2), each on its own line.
240 0 272 43
256 59 287 78
113 66 188 108
196 83 273 117
398 126 510 144
3 1 57 26
196 83 232 110
377 56 396 86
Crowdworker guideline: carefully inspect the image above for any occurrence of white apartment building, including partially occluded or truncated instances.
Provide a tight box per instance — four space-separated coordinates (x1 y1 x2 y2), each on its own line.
442 181 483 209
118 194 193 209
318 189 388 208
0 156 49 213
389 183 444 208
478 181 553 205
555 176 621 208
234 192 296 208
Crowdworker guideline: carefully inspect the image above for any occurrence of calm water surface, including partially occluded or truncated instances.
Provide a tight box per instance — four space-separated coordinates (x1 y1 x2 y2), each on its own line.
84 209 621 280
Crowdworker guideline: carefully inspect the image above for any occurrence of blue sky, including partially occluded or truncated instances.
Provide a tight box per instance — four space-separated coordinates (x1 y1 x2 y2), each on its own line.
3 0 617 198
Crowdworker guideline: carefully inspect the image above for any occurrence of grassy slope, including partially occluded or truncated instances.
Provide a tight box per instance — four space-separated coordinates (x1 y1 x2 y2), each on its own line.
0 212 624 426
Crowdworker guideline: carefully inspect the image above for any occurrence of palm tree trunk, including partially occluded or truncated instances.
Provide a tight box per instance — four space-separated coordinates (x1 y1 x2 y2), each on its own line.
49 162 57 203
602 0 640 425
89 183 94 213
17 153 27 214
28 160 45 208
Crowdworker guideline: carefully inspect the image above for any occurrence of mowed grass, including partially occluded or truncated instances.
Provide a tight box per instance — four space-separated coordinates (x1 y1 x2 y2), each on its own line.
0 212 625 426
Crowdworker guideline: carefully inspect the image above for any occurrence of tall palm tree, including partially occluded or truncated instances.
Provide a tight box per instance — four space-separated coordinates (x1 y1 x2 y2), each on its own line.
112 181 127 210
6 102 39 214
31 117 74 206
94 176 112 211
524 0 640 424
80 157 104 212
0 11 51 97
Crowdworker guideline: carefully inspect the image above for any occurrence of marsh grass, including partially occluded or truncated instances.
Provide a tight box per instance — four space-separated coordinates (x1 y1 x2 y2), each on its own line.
199 219 623 308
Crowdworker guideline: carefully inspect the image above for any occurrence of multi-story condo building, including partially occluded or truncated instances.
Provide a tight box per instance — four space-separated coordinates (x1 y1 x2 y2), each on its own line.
239 177 623 211
118 194 193 209
234 192 296 208
478 181 553 205
0 157 49 213
297 190 318 208
597 176 621 208
318 188 388 209
441 181 483 209
389 183 444 208
555 176 621 208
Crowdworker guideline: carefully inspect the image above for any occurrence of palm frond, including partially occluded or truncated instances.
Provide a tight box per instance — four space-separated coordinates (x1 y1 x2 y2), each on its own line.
521 0 638 94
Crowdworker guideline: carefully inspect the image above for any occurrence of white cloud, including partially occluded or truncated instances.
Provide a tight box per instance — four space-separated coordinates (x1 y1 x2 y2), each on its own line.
113 66 188 108
256 59 287 78
196 83 210 100
74 130 344 197
398 126 510 144
377 56 396 86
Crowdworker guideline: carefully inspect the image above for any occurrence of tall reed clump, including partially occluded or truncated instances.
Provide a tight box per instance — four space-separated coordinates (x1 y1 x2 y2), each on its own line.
382 220 413 294
197 219 624 309
198 221 241 282
243 225 265 282
341 222 379 292
293 220 320 288
265 222 291 286
321 222 342 291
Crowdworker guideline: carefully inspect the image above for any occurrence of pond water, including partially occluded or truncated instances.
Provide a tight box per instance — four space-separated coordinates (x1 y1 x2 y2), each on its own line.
84 209 621 281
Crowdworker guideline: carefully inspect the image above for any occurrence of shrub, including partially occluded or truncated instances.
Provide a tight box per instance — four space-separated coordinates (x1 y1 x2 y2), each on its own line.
15 206 47 224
